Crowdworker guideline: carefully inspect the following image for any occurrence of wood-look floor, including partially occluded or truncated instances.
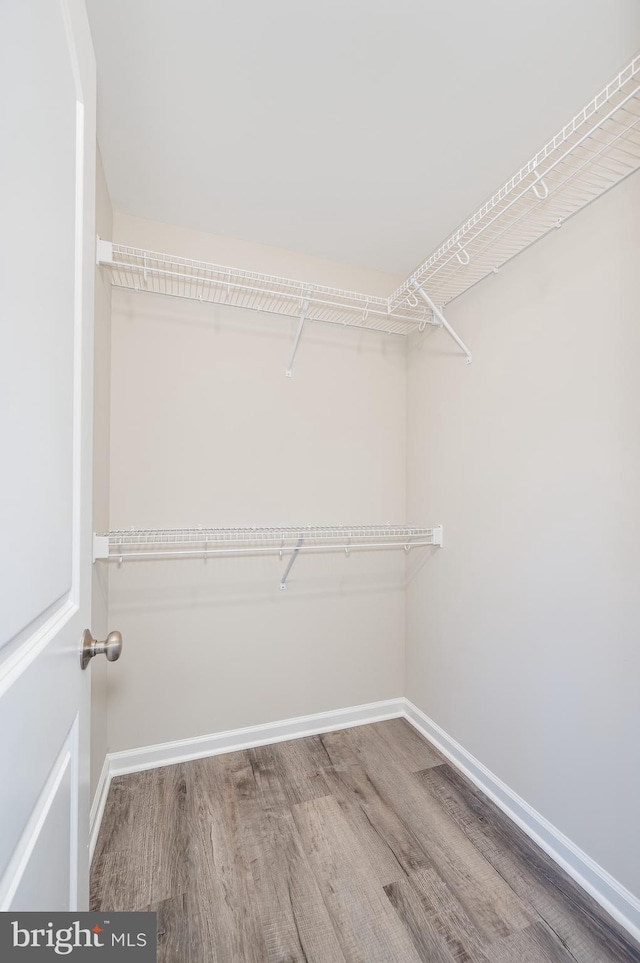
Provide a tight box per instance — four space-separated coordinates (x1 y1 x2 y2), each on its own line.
91 719 640 963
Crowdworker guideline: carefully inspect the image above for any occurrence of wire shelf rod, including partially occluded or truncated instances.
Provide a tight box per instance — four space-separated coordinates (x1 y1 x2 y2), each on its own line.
96 541 436 562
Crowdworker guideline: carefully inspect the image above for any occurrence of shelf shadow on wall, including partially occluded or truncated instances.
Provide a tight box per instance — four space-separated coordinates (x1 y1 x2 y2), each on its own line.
114 289 407 362
107 560 407 615
405 544 440 587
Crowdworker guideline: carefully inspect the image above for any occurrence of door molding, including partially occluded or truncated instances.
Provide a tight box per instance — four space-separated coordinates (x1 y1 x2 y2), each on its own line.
0 716 79 910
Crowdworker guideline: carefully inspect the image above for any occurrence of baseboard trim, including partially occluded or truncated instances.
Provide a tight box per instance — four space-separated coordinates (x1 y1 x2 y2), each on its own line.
89 754 112 863
108 698 405 777
402 698 640 943
91 699 403 863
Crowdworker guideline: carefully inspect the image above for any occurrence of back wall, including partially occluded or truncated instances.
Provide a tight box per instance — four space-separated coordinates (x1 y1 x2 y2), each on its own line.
105 215 408 751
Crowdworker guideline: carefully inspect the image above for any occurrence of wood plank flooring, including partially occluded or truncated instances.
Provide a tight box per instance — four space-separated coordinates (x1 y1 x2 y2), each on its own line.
91 720 640 963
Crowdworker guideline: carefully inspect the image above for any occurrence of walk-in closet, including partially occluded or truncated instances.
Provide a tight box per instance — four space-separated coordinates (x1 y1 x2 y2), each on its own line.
2 2 640 961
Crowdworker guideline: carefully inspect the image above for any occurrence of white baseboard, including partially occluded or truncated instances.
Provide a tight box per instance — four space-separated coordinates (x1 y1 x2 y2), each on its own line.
89 694 640 944
90 699 403 863
402 698 640 944
89 754 112 863
108 698 405 776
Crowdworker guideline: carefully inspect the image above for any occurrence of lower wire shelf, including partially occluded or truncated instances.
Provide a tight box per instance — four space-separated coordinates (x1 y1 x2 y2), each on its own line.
93 524 443 589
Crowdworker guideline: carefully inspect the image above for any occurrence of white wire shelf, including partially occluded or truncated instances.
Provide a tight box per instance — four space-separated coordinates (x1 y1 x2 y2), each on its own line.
93 525 443 588
97 53 640 360
389 52 640 313
97 241 430 336
94 525 442 560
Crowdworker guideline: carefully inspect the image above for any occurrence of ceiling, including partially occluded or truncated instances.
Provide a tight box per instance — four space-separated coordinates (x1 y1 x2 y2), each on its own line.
87 0 640 278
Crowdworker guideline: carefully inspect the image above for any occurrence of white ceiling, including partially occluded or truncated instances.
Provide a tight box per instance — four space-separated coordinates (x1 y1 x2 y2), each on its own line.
87 0 640 278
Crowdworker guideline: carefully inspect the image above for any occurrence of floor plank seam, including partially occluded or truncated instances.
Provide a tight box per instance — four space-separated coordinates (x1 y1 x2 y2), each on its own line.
540 918 581 963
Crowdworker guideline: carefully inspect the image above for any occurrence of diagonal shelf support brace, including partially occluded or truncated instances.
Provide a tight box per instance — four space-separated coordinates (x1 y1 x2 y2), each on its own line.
280 534 304 589
286 288 313 377
412 283 472 364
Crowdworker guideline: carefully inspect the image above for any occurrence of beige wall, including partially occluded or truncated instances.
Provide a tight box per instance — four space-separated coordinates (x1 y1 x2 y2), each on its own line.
106 214 407 751
90 150 112 799
406 170 640 897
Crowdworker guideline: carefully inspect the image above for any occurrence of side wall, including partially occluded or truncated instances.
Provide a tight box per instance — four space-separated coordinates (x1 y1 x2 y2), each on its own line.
89 150 112 799
406 171 640 899
106 215 407 752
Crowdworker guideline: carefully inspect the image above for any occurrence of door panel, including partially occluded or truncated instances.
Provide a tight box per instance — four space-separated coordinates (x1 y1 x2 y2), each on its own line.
0 0 79 646
0 638 82 898
0 0 96 911
4 729 75 911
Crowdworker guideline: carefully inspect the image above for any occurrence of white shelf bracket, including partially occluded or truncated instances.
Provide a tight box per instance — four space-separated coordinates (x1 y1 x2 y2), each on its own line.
93 534 110 562
279 534 304 589
96 236 113 266
285 288 313 377
431 525 444 548
412 283 472 364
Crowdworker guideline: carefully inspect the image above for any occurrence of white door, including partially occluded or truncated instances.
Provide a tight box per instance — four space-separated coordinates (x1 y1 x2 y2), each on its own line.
0 0 97 910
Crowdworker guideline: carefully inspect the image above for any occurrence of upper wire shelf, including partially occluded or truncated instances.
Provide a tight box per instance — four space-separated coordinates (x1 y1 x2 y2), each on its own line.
389 52 640 313
98 53 640 357
97 242 429 336
93 525 443 589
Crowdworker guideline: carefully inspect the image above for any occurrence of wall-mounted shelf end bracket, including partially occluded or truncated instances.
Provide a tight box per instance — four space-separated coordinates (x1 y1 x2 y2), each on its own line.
96 236 113 266
280 534 304 589
431 525 444 548
412 283 472 364
285 288 313 377
93 534 110 562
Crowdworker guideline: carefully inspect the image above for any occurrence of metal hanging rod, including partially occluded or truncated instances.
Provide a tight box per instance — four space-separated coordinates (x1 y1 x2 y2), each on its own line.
93 525 443 589
97 53 640 363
